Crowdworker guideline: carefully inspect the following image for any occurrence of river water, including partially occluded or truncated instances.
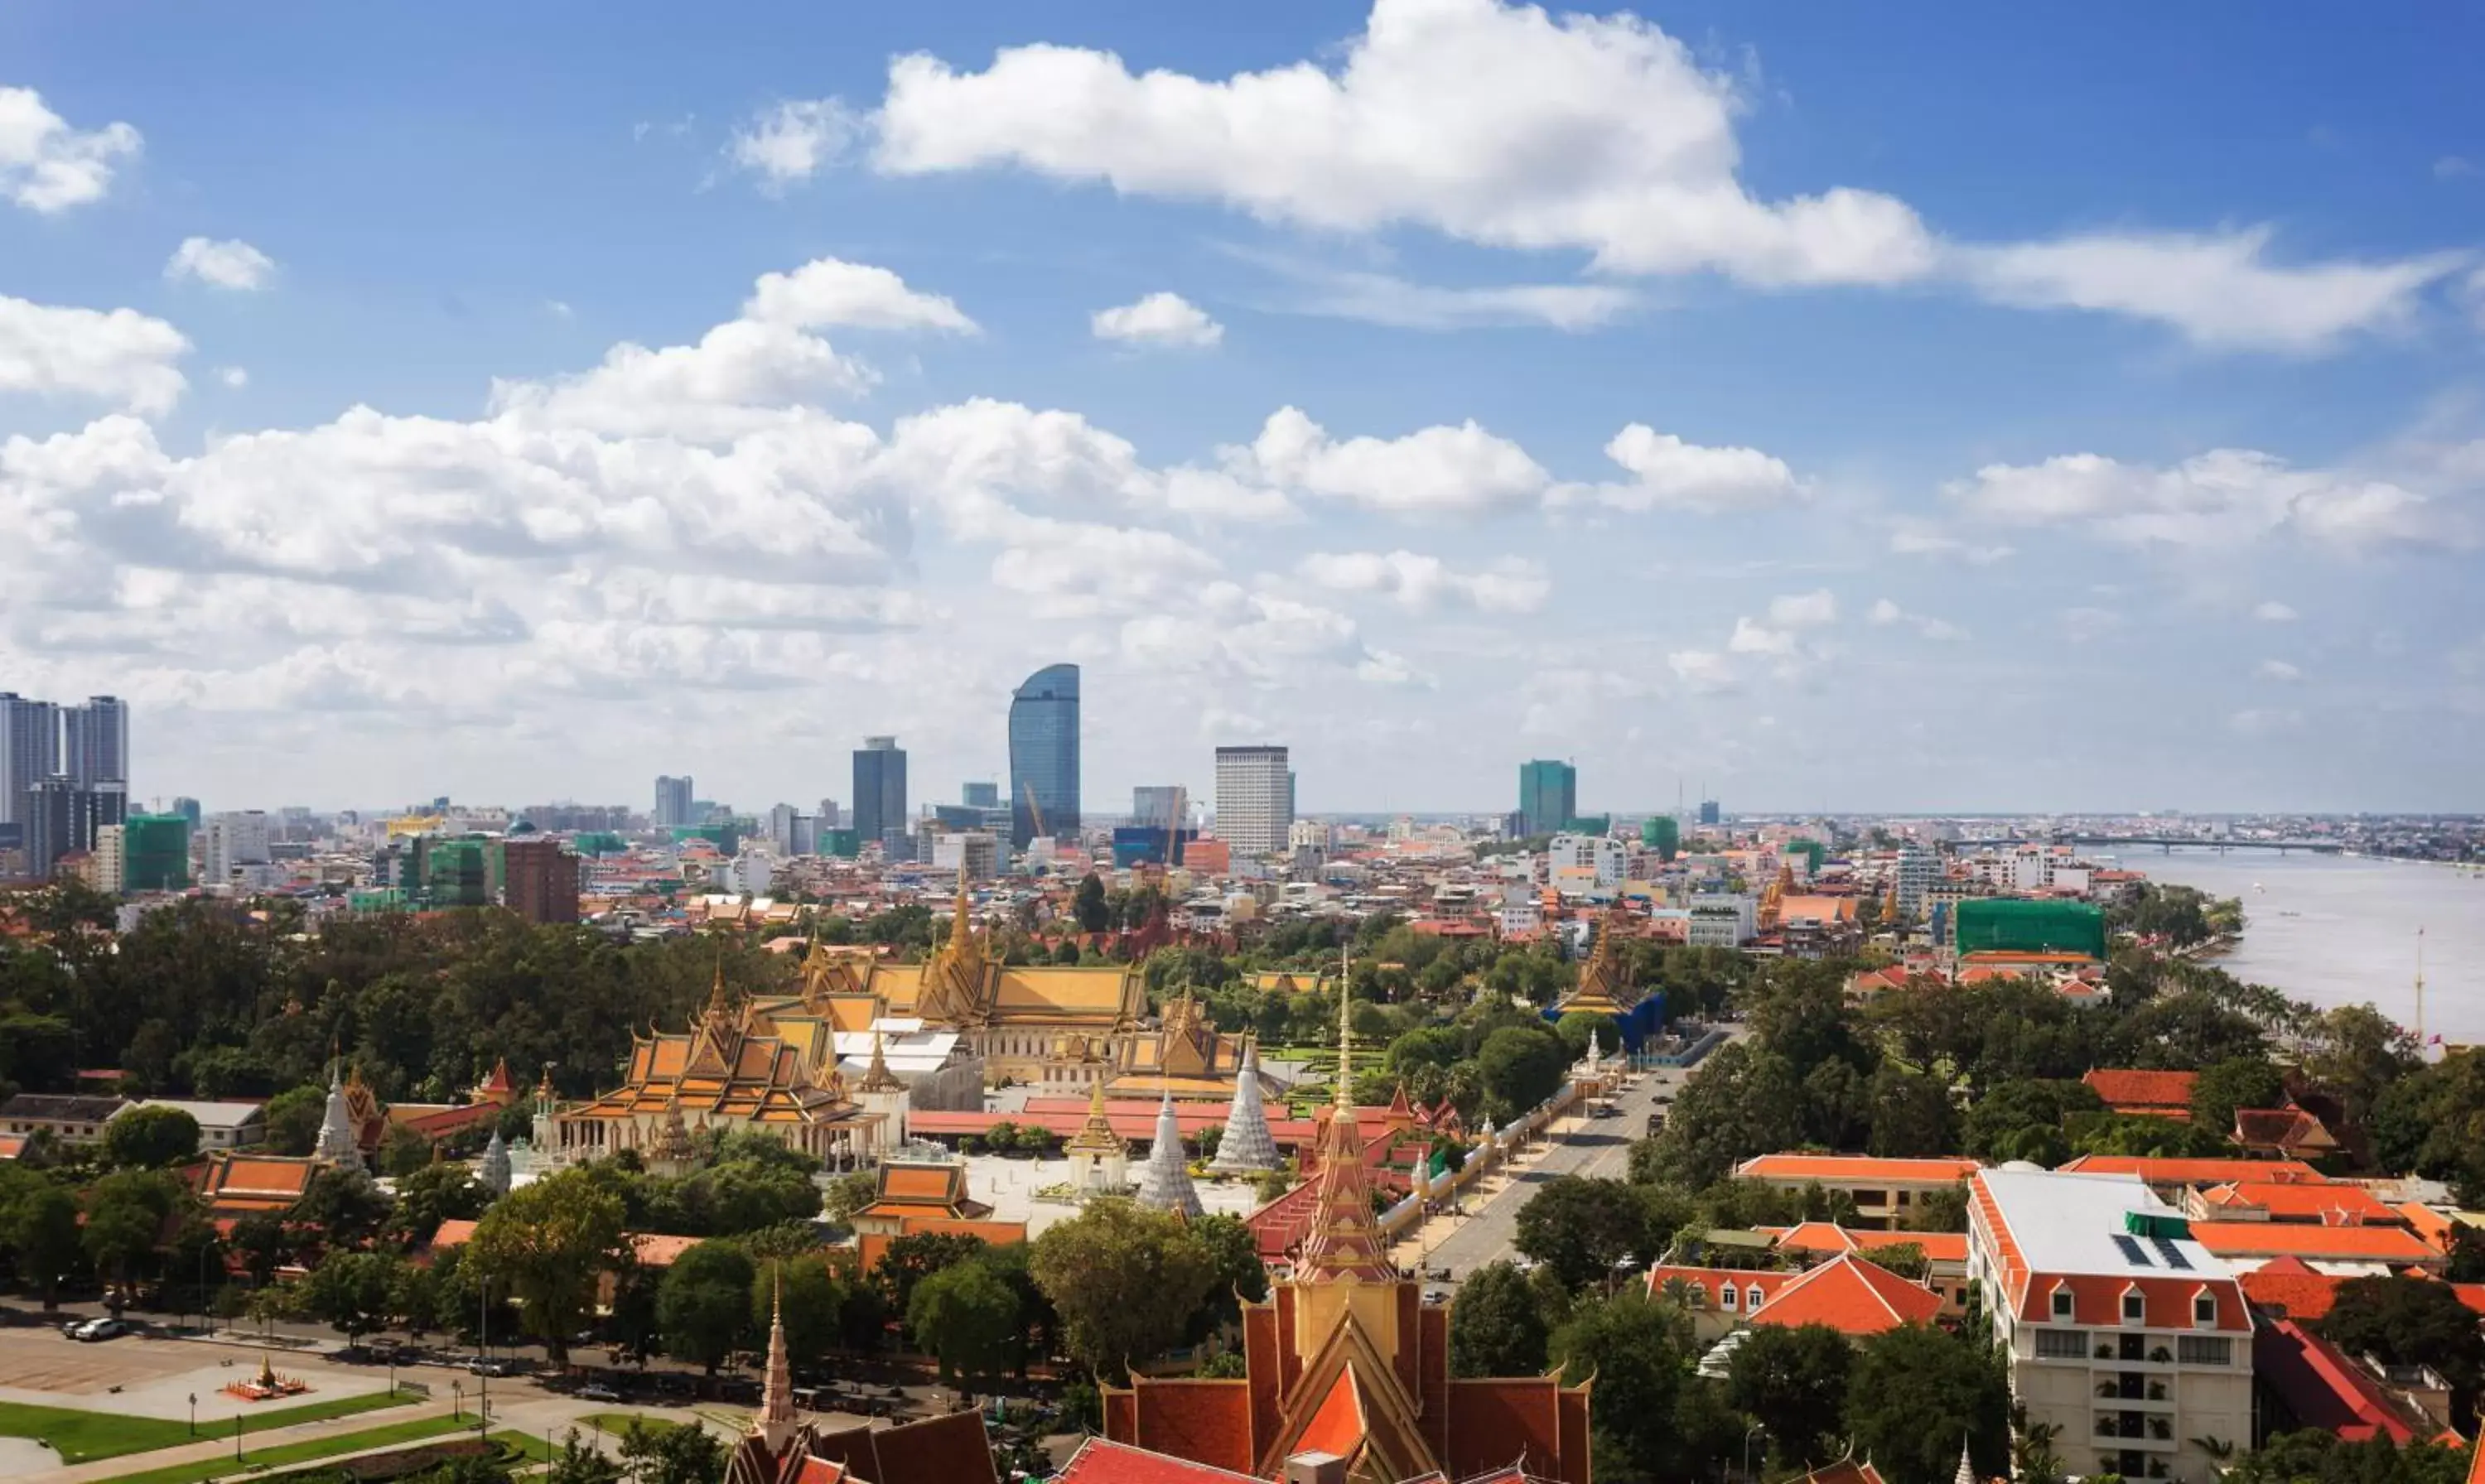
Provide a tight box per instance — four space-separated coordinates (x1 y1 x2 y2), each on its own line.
2110 847 2485 1043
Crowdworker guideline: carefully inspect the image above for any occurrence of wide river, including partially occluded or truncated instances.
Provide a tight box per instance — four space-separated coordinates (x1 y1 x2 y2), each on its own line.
2111 847 2485 1043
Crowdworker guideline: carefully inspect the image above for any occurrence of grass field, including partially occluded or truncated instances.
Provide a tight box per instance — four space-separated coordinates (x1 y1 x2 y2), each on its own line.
577 1410 687 1438
91 1414 475 1484
0 1389 415 1465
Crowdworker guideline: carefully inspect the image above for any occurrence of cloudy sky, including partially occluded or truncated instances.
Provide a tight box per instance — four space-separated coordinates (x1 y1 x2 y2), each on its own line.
2 1 2481 817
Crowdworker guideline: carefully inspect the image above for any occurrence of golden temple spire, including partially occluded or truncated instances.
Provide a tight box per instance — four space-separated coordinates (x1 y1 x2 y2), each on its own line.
857 1029 905 1094
1334 938 1354 1110
704 942 732 1019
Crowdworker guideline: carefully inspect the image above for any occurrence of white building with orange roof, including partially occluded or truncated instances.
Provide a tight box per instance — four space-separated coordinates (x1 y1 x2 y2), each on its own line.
1968 1166 2253 1484
1734 1153 1982 1231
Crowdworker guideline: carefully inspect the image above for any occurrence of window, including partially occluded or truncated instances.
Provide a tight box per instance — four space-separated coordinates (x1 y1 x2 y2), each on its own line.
1747 1285 1764 1312
2052 1288 2074 1319
2193 1294 2217 1327
2036 1328 2090 1360
1720 1284 1740 1311
2121 1291 2145 1324
2177 1336 2232 1366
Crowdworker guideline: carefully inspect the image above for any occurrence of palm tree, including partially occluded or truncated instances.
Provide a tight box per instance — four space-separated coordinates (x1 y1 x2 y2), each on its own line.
2013 1420 2066 1484
2189 1435 2236 1477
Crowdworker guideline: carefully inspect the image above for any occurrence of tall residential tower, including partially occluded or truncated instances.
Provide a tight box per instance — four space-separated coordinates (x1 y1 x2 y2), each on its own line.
1213 745 1291 859
852 736 907 850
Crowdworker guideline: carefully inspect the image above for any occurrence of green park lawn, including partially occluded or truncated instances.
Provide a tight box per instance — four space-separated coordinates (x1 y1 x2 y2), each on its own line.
0 1388 414 1465
574 1411 684 1438
90 1413 474 1484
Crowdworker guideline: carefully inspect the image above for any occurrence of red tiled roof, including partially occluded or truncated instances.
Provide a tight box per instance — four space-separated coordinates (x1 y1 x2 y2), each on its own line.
1768 1222 1969 1264
1799 1460 1890 1484
1052 1438 1262 1484
1127 1381 1256 1477
2255 1318 2443 1447
1747 1255 1943 1335
2081 1069 2198 1115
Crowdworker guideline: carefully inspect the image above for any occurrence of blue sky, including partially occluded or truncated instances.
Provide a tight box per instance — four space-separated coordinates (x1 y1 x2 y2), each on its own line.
2 0 2480 817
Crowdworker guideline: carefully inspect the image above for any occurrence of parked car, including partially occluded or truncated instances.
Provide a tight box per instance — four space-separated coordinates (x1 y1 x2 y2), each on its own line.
578 1382 622 1403
465 1356 517 1376
73 1318 130 1342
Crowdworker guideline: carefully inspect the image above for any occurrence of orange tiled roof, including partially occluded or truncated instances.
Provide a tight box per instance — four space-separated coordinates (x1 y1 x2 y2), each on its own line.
2240 1257 2346 1320
2199 1182 2404 1226
2054 1155 2328 1187
2188 1221 2441 1264
1747 1254 1942 1334
1768 1221 1968 1264
1735 1154 1981 1185
1126 1380 1257 1476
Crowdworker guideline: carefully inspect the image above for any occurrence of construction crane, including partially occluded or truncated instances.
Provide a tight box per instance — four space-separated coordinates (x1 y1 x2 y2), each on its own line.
1021 780 1046 843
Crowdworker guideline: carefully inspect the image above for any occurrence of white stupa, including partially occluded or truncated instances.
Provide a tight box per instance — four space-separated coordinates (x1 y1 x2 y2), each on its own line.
1206 1037 1281 1175
1133 1088 1204 1219
477 1128 512 1197
312 1068 364 1173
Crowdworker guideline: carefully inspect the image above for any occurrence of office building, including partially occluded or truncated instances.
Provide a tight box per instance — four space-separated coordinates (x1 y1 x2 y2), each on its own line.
816 797 841 830
767 802 802 856
852 736 907 850
171 796 202 827
931 831 1001 879
204 810 273 887
654 775 694 830
0 693 60 826
1517 759 1576 836
123 813 191 891
1006 663 1080 849
1213 744 1291 858
1969 1167 2251 1484
62 696 128 788
1698 797 1721 826
500 836 581 924
22 778 76 879
962 781 999 811
1132 785 1185 828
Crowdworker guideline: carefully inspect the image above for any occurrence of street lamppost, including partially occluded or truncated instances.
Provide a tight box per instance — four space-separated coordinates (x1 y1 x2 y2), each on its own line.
451 1379 463 1421
189 1392 196 1437
1745 1423 1767 1482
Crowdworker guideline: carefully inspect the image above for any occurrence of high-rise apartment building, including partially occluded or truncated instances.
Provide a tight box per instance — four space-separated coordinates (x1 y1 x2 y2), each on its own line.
1213 745 1291 859
204 810 273 887
654 775 694 829
0 692 60 827
88 823 125 894
63 696 128 788
1698 798 1721 826
852 736 907 850
22 778 77 879
1007 663 1080 850
963 781 1000 810
1517 759 1576 836
501 836 581 924
816 797 840 830
171 796 202 827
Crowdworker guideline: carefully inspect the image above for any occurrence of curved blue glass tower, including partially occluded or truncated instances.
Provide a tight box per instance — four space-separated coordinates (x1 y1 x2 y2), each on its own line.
1007 663 1080 849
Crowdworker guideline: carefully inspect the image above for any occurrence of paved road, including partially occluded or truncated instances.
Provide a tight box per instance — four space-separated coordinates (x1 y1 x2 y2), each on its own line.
1416 1039 1734 1288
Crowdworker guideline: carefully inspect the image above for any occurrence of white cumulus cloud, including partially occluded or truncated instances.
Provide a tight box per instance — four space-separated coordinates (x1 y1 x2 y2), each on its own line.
0 295 190 414
1226 406 1546 518
1296 550 1549 613
2255 659 2304 682
1946 447 2463 551
0 85 141 213
2251 600 2299 622
166 237 278 292
730 99 856 188
1556 424 1805 513
744 258 977 333
1091 292 1223 349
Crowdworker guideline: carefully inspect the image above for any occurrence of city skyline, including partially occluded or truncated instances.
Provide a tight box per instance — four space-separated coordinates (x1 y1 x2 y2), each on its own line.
2 3 2480 815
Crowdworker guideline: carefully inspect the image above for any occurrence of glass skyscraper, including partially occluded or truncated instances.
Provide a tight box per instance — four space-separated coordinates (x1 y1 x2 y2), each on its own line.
1518 759 1576 836
852 737 908 851
1007 663 1080 849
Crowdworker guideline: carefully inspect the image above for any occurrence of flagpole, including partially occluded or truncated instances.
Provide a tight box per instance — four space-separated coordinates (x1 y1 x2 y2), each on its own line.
2415 926 2425 1055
